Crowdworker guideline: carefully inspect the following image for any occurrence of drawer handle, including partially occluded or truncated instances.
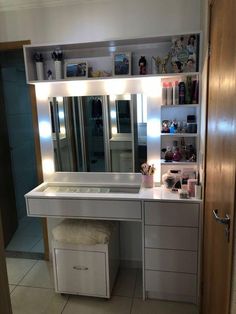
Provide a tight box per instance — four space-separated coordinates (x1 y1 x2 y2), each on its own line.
73 266 89 271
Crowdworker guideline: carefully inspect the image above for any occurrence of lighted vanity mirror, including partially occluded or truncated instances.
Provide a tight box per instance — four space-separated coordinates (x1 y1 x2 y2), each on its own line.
49 94 147 173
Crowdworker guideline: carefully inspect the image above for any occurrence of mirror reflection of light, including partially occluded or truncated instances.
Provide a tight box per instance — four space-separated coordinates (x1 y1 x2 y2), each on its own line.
60 126 66 135
58 111 64 119
56 96 63 103
111 127 117 135
39 121 51 138
35 83 50 101
149 159 160 183
110 110 116 119
110 95 116 101
147 118 160 138
42 159 55 175
137 94 147 123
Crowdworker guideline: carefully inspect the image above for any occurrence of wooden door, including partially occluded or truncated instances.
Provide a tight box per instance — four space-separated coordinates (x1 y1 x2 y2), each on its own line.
0 71 18 247
0 213 12 314
202 0 236 313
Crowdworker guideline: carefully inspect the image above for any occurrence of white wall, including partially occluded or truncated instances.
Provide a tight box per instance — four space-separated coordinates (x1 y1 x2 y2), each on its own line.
0 0 201 44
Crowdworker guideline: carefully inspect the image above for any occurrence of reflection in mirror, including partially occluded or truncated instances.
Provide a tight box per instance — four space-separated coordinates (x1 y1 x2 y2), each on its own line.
49 94 147 173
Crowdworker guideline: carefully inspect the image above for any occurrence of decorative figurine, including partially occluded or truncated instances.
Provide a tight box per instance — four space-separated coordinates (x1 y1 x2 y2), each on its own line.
139 56 147 75
47 70 53 80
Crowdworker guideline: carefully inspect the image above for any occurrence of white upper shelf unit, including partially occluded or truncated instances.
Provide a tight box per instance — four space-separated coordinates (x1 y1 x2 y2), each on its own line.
23 33 200 84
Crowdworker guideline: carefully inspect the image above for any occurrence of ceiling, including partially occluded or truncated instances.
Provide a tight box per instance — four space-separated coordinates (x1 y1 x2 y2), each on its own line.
0 0 108 12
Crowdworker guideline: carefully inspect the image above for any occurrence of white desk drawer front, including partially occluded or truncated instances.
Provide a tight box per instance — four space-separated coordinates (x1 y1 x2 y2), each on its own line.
145 270 197 302
27 198 142 220
55 249 107 296
145 248 198 274
145 202 199 227
145 226 198 251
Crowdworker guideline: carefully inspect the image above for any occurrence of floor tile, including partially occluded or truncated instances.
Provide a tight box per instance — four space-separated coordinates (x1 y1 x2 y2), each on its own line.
30 239 44 253
112 267 137 297
23 219 43 237
62 295 132 314
11 286 68 314
6 258 37 285
19 260 54 289
6 233 42 252
9 285 16 293
134 269 143 298
131 298 199 314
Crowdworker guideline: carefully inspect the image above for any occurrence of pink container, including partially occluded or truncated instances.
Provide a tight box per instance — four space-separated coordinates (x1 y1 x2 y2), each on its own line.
142 175 154 188
188 179 197 197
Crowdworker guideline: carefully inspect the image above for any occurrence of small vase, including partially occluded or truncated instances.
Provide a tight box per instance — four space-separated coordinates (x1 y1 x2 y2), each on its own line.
142 175 154 188
35 62 44 80
54 60 62 80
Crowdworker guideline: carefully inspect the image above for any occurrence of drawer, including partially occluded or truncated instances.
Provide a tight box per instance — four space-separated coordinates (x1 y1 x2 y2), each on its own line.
145 202 199 227
145 248 197 274
145 225 198 250
54 249 107 296
145 270 197 302
26 198 142 220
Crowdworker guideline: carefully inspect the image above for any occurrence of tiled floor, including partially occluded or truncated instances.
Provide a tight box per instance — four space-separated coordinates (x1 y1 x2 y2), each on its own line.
6 258 199 314
6 217 44 253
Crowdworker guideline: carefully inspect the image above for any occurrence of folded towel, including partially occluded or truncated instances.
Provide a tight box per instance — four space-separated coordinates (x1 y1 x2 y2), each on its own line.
52 219 116 245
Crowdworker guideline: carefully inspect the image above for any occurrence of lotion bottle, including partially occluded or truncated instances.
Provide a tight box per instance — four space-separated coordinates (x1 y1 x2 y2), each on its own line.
173 81 179 105
166 82 173 105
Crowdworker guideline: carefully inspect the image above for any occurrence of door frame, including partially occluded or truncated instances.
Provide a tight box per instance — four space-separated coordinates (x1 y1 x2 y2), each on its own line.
0 40 49 260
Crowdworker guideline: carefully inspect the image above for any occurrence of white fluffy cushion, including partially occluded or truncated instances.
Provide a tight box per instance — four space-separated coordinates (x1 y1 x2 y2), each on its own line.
52 219 116 245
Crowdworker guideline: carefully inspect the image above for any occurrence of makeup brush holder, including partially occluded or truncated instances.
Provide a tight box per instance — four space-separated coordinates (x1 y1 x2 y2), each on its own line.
142 175 154 188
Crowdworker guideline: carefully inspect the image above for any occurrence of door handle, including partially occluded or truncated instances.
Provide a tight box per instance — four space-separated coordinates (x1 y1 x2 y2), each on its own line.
212 209 230 225
212 209 230 242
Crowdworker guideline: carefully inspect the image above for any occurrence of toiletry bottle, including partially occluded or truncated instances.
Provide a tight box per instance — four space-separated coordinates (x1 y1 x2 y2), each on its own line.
179 81 186 104
173 81 179 105
162 82 167 105
185 76 192 104
166 82 173 105
192 79 199 104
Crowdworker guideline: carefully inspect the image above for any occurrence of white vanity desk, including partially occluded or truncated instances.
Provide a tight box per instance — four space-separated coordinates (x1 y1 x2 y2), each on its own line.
25 172 201 304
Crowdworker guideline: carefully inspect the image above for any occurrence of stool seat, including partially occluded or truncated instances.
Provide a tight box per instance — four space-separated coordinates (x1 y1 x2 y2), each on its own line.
52 219 116 245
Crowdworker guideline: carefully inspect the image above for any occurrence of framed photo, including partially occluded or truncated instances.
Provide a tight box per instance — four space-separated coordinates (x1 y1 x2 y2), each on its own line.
113 52 131 76
64 59 88 78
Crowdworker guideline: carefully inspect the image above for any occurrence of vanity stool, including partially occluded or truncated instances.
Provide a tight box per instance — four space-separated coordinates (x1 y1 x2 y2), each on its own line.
51 219 119 298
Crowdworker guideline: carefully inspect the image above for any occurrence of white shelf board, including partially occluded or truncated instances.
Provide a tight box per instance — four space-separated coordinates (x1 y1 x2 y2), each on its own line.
161 104 199 108
160 160 197 165
160 133 198 137
27 72 200 85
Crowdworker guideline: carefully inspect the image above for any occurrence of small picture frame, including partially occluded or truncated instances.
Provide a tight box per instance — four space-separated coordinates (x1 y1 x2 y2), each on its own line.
113 52 131 76
64 59 88 78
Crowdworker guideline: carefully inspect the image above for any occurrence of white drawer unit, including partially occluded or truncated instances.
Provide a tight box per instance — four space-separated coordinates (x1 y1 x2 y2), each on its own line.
145 201 199 227
144 201 200 304
145 270 197 303
145 225 198 251
145 248 198 274
54 249 107 296
26 198 142 221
